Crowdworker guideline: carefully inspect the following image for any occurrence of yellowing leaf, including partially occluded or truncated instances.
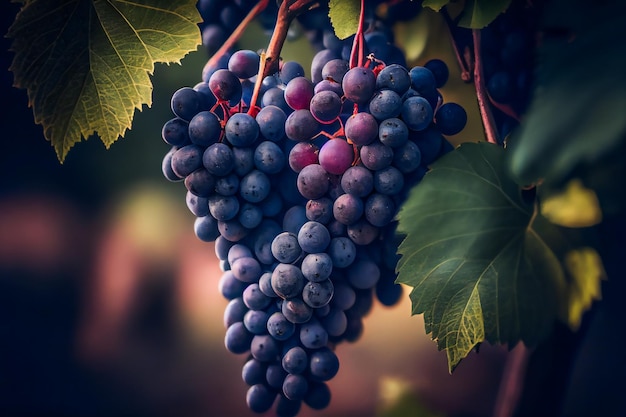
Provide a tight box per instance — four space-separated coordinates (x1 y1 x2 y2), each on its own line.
328 0 360 40
560 248 605 330
7 0 202 162
540 179 602 228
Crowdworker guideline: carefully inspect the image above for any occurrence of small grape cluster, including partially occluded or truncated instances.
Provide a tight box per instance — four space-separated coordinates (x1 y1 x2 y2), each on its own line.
160 30 467 415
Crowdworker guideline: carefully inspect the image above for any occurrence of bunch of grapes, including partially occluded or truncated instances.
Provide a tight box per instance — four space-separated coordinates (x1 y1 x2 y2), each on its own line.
160 9 467 415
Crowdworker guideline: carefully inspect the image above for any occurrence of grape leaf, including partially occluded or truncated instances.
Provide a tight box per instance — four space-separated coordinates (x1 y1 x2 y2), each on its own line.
396 142 602 372
7 0 202 162
422 0 511 28
540 179 602 228
508 0 626 185
421 0 449 12
328 0 360 40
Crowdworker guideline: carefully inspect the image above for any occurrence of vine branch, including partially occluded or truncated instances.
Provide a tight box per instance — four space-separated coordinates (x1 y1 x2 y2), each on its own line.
472 29 499 145
205 0 270 70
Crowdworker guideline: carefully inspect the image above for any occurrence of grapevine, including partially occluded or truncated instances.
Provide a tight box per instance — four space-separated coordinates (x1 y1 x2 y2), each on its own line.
4 0 624 416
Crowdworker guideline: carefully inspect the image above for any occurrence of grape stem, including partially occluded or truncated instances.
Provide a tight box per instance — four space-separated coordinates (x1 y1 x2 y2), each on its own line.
349 0 367 69
263 0 317 77
441 7 472 83
472 29 499 145
205 0 270 71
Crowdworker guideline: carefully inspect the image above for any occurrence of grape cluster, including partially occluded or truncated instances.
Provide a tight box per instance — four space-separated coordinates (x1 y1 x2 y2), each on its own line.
160 27 466 415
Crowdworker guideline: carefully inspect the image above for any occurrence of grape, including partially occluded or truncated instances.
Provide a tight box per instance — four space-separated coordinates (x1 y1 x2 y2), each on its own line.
297 221 331 253
345 112 378 146
171 144 204 177
240 170 271 203
254 141 286 174
203 143 235 176
225 112 259 146
297 164 329 200
302 279 334 308
374 166 404 195
424 58 449 88
267 311 296 341
228 49 260 79
318 139 354 175
219 270 247 300
321 59 350 83
301 253 333 282
300 319 328 349
225 322 254 354
408 66 437 94
304 382 332 410
209 69 243 104
309 90 342 123
243 283 272 310
305 197 333 224
282 298 313 324
244 309 270 334
162 117 190 146
280 61 306 84
184 168 214 197
378 117 409 148
262 87 292 115
342 67 376 105
186 191 209 217
231 256 262 283
194 215 219 242
242 358 267 386
434 102 468 135
246 384 275 413
376 63 411 94
311 49 341 84
171 87 201 121
308 347 339 381
360 141 394 171
271 232 302 264
288 141 318 173
285 109 320 141
283 374 309 401
401 96 433 131
271 263 305 299
282 346 308 374
257 105 287 141
284 76 315 110
368 89 402 121
188 111 222 147
333 193 364 226
392 140 422 174
251 334 280 362
162 147 184 182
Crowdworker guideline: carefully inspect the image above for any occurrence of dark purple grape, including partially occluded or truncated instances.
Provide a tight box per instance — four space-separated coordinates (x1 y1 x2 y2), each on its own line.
318 139 354 175
345 112 378 146
342 67 376 105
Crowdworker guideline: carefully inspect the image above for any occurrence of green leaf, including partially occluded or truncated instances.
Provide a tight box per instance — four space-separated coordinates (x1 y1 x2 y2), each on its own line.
7 0 202 162
457 0 511 28
422 0 510 28
508 0 626 185
396 142 584 372
421 0 449 12
328 0 360 40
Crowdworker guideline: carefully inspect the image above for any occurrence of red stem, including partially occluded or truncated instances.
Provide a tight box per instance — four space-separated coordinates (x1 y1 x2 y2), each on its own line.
349 0 367 69
472 29 499 144
205 0 270 71
441 7 472 82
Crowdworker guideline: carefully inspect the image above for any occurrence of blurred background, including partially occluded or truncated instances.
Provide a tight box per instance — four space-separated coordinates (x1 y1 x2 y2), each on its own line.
1 2 623 417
